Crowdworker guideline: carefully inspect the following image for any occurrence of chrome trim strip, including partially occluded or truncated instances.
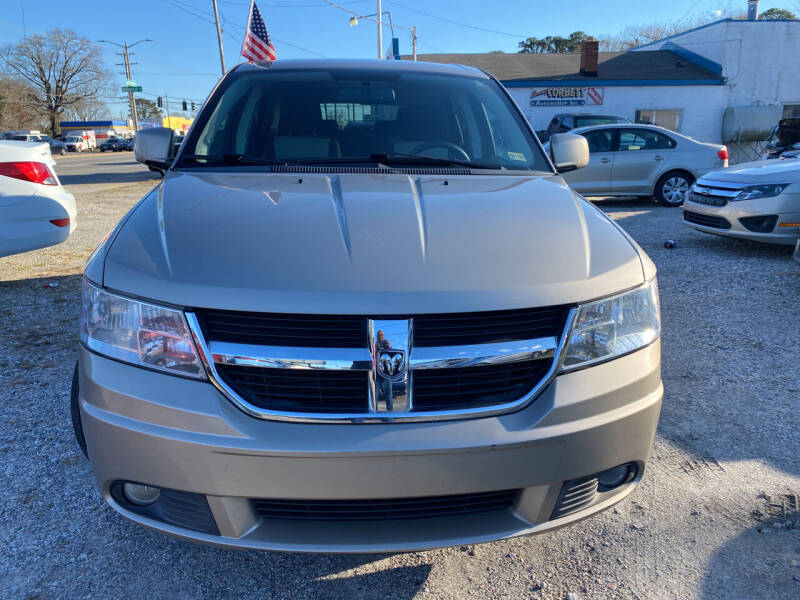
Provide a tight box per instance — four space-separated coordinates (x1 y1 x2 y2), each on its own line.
185 309 577 424
208 341 373 371
409 337 557 370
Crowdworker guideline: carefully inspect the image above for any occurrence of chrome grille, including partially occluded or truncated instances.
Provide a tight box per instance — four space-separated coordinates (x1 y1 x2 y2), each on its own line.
187 305 572 422
688 180 745 207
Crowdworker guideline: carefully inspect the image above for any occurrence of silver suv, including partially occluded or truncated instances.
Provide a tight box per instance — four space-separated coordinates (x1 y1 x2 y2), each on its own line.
73 59 662 553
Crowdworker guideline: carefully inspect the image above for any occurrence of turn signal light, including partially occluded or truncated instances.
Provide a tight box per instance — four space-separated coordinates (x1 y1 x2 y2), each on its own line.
717 147 729 161
0 161 58 185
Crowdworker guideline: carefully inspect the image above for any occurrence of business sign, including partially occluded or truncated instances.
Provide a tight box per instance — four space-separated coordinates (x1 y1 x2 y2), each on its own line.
529 87 604 107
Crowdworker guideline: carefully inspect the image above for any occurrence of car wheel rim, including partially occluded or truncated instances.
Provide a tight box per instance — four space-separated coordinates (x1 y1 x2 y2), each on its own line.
663 177 689 204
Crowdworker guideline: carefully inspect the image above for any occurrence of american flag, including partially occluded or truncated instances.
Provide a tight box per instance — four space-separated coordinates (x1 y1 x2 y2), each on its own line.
242 2 276 63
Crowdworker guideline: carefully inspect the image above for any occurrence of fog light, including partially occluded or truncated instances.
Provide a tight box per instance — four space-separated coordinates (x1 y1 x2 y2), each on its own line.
596 464 632 490
123 482 161 505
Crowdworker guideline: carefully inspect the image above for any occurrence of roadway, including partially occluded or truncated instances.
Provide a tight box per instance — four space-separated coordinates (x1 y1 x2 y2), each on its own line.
53 150 158 187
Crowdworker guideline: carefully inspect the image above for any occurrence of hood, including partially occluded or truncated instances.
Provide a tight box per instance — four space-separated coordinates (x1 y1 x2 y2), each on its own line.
700 158 800 184
103 171 645 314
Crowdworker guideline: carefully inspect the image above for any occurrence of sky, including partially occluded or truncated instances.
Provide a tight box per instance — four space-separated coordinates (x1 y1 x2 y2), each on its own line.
0 0 795 118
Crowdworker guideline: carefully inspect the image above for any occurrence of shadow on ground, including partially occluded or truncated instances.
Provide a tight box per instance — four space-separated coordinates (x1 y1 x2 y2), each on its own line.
58 168 160 186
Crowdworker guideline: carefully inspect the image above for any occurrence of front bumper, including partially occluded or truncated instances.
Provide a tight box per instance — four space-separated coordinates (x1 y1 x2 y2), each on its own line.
683 193 800 246
78 341 662 553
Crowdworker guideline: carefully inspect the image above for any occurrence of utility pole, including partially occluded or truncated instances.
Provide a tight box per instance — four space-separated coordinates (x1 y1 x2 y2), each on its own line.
98 39 151 133
411 26 417 61
212 0 226 75
165 92 172 130
122 42 139 133
377 0 382 59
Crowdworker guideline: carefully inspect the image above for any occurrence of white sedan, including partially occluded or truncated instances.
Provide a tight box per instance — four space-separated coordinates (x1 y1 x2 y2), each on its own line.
543 124 728 206
0 140 76 257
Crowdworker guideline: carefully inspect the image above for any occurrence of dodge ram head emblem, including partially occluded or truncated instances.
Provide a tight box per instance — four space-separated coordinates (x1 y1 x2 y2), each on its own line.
368 320 411 413
378 350 405 377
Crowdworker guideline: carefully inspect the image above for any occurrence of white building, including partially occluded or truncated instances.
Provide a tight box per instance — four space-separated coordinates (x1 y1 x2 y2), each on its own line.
411 14 800 151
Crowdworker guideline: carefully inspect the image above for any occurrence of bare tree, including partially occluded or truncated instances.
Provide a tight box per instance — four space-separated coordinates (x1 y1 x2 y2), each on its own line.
0 76 46 131
63 96 112 121
598 8 745 51
0 29 110 135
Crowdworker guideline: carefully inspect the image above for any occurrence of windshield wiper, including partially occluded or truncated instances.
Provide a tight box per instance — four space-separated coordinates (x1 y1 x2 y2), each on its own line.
292 153 503 170
367 152 504 170
181 153 288 166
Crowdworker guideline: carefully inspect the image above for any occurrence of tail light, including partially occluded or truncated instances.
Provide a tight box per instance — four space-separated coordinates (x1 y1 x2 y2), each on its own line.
50 218 70 227
0 161 58 185
717 147 729 161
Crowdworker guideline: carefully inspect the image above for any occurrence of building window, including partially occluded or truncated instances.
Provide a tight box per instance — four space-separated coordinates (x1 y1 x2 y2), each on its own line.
635 109 682 132
783 104 800 119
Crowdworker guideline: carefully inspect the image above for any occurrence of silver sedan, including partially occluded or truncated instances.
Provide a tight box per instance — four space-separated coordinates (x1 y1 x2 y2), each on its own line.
545 124 728 206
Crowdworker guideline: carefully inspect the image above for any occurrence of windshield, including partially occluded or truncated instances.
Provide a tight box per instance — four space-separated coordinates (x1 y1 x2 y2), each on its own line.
66 137 81 142
178 67 550 172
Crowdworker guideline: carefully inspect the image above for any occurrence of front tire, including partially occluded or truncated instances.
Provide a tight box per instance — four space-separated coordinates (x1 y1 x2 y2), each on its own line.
70 362 88 458
656 171 693 206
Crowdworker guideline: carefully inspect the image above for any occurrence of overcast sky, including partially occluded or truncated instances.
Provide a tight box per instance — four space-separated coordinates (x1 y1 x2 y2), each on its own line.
0 0 794 117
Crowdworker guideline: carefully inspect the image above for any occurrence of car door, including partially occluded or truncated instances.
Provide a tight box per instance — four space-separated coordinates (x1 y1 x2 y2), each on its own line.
610 128 675 194
561 128 616 195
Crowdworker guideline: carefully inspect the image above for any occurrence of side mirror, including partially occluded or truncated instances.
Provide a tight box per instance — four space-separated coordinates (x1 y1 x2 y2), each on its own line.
134 127 174 172
550 133 590 174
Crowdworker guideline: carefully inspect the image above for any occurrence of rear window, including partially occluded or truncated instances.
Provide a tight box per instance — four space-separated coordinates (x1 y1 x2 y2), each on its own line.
574 116 627 128
180 68 550 172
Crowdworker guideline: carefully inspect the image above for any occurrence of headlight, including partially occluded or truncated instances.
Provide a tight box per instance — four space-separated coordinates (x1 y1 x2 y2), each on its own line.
80 279 205 378
733 183 789 201
561 279 660 371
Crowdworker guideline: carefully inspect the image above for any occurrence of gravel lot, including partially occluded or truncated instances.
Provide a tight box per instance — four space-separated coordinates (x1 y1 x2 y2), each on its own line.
0 172 798 600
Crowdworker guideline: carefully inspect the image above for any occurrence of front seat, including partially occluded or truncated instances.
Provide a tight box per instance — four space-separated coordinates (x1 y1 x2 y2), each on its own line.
392 105 449 156
272 103 342 160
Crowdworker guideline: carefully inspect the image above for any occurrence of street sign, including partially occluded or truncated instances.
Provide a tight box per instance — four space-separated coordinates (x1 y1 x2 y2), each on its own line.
125 79 136 87
121 86 143 92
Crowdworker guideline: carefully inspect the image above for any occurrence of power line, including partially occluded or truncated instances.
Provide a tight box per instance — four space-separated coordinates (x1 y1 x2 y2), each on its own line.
384 0 526 38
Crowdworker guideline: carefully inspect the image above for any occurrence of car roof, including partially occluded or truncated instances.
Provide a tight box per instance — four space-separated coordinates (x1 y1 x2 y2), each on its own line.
555 113 628 119
569 123 676 135
230 58 489 80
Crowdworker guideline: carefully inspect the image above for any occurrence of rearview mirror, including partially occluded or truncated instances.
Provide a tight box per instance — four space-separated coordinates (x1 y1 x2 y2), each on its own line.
134 127 174 172
549 133 590 174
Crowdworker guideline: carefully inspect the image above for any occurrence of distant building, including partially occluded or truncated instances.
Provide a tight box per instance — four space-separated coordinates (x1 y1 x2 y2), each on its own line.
408 18 800 148
60 115 194 139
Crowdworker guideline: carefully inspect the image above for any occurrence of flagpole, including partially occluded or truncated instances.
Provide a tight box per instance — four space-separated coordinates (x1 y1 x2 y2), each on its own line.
241 0 254 62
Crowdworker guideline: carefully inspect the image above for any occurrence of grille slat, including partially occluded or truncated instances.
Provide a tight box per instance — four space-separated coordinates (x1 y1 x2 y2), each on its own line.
218 365 367 413
252 489 519 521
683 210 732 230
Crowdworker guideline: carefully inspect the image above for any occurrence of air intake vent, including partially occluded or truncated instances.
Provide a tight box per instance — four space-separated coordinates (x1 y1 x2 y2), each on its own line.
269 165 471 175
551 476 598 519
252 489 519 521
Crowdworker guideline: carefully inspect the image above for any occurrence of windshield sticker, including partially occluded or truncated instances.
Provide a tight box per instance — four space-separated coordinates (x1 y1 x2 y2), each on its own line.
507 152 526 161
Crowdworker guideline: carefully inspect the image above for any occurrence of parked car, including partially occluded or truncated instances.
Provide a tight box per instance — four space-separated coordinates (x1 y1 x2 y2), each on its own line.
793 227 800 263
39 135 68 155
544 124 729 206
120 138 135 151
9 134 45 143
763 118 800 159
74 59 662 553
100 137 126 152
683 156 800 245
539 113 631 142
172 134 185 156
0 140 76 257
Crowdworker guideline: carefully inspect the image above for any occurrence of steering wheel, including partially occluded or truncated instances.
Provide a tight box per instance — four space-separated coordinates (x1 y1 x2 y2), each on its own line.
410 141 470 161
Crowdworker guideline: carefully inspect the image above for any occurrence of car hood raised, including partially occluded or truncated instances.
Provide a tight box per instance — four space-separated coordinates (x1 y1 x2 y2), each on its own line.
103 171 645 314
700 158 800 184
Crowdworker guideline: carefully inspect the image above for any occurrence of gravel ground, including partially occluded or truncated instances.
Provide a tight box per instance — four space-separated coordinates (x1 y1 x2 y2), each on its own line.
0 179 798 600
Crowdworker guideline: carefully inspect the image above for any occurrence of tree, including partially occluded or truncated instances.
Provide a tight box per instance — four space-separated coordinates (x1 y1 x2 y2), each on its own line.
134 97 163 121
758 8 797 20
0 76 46 131
518 31 589 54
63 96 112 121
0 29 110 135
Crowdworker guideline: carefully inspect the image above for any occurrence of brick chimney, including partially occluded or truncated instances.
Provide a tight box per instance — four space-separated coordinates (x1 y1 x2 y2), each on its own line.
580 39 599 77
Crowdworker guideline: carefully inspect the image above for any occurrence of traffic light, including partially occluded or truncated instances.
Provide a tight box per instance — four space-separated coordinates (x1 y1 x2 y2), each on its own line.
157 96 162 108
182 99 187 111
191 101 196 111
